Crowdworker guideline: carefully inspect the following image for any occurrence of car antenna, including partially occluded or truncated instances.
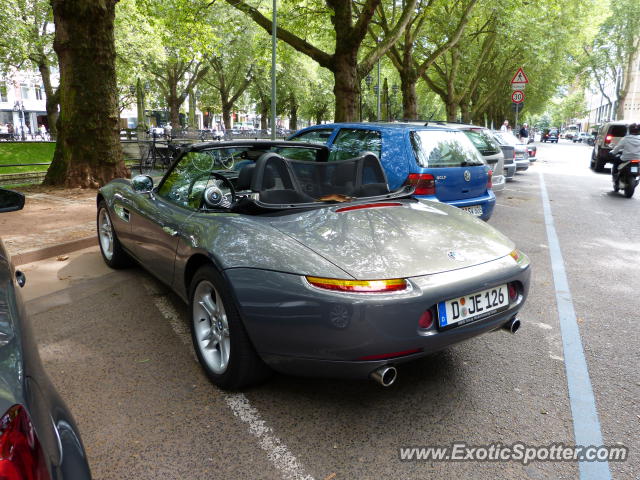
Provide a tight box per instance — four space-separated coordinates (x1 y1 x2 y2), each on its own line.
424 111 436 127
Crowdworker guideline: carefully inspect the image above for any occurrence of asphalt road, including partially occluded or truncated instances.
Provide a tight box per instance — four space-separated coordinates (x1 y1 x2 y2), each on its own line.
24 140 638 480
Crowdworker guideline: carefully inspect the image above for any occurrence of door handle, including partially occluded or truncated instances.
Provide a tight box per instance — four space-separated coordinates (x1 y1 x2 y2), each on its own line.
162 226 178 237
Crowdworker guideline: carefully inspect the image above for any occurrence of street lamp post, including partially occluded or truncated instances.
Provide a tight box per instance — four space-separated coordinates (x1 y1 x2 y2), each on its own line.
13 101 25 141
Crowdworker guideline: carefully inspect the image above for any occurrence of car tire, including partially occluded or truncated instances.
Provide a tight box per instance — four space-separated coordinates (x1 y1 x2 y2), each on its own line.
97 201 132 269
590 150 596 170
595 156 605 172
613 178 620 192
189 265 271 390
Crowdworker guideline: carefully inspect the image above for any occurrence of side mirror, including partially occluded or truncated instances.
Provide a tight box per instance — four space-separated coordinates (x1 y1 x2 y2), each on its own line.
0 188 25 213
132 175 154 193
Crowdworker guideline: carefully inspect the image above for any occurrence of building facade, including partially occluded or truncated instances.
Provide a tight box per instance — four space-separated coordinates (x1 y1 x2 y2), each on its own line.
0 68 56 136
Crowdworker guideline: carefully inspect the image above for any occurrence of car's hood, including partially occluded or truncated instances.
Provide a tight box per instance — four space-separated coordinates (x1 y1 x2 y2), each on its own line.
269 200 514 279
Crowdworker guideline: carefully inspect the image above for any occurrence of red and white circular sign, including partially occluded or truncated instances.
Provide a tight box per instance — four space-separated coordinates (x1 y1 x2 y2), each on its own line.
512 90 524 103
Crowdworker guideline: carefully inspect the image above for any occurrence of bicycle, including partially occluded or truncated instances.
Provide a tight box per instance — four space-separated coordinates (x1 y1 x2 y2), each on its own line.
139 133 182 175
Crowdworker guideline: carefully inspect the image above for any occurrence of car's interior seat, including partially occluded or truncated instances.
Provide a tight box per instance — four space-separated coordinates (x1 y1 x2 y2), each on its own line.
252 153 315 204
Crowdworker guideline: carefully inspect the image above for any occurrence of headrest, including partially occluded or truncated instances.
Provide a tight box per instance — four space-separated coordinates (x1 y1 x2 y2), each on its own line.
236 163 256 190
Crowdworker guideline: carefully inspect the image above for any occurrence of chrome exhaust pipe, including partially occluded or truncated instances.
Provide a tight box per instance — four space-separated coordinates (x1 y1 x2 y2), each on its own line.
502 318 521 334
370 366 397 387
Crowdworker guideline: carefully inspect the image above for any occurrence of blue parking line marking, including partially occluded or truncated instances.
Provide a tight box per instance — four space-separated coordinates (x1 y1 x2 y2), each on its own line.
538 171 611 480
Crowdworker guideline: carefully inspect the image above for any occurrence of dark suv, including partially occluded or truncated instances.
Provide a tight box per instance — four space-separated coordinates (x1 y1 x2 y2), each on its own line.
542 128 559 143
591 121 631 172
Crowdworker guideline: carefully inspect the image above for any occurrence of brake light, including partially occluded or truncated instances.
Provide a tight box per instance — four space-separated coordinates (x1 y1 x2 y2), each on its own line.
605 135 613 144
513 151 516 159
631 160 640 164
306 276 407 293
405 173 435 195
487 170 493 189
0 405 51 480
508 282 518 301
418 309 434 329
335 203 402 213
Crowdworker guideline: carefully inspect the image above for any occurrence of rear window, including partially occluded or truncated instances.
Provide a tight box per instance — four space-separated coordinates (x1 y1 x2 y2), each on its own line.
410 130 485 168
463 129 501 156
609 125 628 137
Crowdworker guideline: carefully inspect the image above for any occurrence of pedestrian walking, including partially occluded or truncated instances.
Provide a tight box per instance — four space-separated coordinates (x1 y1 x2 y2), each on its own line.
519 123 529 142
500 120 509 132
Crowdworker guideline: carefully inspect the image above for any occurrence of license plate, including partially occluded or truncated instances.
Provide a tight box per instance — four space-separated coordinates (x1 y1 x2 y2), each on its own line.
438 285 508 328
631 166 638 173
461 205 483 216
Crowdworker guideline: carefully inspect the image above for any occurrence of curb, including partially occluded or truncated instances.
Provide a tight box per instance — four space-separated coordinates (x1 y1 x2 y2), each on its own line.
13 237 97 266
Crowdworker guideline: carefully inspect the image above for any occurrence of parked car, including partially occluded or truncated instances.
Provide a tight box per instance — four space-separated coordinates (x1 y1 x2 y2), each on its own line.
573 132 593 144
289 122 496 220
433 122 505 192
489 138 516 181
542 128 559 143
96 140 531 389
0 188 92 479
492 131 530 172
526 144 537 162
591 121 633 172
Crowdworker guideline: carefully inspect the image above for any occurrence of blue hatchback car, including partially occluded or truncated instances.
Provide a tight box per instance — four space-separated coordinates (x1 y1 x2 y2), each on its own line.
289 122 495 220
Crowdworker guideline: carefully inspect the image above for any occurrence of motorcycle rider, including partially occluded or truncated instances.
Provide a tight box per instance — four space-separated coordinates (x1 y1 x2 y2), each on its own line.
611 123 640 177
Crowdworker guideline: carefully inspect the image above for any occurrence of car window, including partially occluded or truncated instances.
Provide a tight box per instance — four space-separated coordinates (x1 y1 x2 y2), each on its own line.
329 128 382 162
274 146 319 162
291 128 334 145
609 125 628 137
493 131 521 146
463 129 502 156
411 130 484 168
157 151 235 210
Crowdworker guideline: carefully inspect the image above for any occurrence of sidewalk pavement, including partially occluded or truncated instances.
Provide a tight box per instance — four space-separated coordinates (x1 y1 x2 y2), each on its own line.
1 186 98 265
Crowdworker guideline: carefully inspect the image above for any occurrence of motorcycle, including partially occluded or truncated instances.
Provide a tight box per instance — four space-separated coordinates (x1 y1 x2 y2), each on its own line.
612 153 640 198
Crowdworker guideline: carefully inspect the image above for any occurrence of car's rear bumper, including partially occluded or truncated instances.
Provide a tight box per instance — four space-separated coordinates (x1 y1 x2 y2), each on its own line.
429 190 496 221
515 159 529 171
504 163 516 180
226 255 530 379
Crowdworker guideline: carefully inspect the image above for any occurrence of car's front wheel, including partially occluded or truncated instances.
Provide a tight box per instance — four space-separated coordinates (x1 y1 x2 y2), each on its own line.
97 201 131 268
189 265 271 389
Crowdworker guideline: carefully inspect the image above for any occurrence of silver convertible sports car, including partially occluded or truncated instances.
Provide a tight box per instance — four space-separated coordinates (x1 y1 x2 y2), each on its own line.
97 141 530 389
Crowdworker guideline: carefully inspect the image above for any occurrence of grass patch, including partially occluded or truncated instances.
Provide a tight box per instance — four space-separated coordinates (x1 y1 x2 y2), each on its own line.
0 142 54 174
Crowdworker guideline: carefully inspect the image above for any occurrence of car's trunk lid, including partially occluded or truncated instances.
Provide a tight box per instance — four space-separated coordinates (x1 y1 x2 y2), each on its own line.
269 200 513 279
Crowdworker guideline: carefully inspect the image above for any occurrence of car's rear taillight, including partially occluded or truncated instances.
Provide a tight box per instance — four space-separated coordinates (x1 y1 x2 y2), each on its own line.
605 135 613 145
306 276 407 293
405 173 435 195
0 405 51 480
487 170 493 189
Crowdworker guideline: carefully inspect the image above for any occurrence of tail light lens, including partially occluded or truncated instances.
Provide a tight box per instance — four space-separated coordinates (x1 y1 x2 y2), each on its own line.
604 135 613 145
487 170 493 189
0 405 50 480
306 276 407 293
405 173 435 195
508 282 518 301
358 348 422 361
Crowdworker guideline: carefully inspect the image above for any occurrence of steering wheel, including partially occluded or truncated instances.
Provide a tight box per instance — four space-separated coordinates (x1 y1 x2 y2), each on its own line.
187 172 237 209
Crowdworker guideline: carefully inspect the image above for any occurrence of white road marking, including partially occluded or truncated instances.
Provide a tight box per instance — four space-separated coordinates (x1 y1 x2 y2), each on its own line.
550 355 565 362
143 282 315 480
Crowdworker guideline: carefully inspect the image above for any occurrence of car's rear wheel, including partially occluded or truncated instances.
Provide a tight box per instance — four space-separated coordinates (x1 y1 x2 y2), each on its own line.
189 265 271 389
624 182 635 198
97 201 131 269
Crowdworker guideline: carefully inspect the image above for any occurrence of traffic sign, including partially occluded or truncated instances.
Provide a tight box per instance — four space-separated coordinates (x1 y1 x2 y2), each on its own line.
511 68 529 84
511 83 526 90
512 90 524 103
511 102 524 112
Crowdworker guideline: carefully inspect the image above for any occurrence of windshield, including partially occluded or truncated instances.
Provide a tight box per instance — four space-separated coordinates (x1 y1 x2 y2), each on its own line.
410 130 485 168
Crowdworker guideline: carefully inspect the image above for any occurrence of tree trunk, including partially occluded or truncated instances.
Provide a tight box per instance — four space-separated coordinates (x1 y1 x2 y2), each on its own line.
461 102 471 124
400 73 418 121
290 102 298 131
333 51 359 122
260 102 268 130
446 101 458 122
222 101 232 129
46 0 127 188
38 62 59 140
188 92 197 128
